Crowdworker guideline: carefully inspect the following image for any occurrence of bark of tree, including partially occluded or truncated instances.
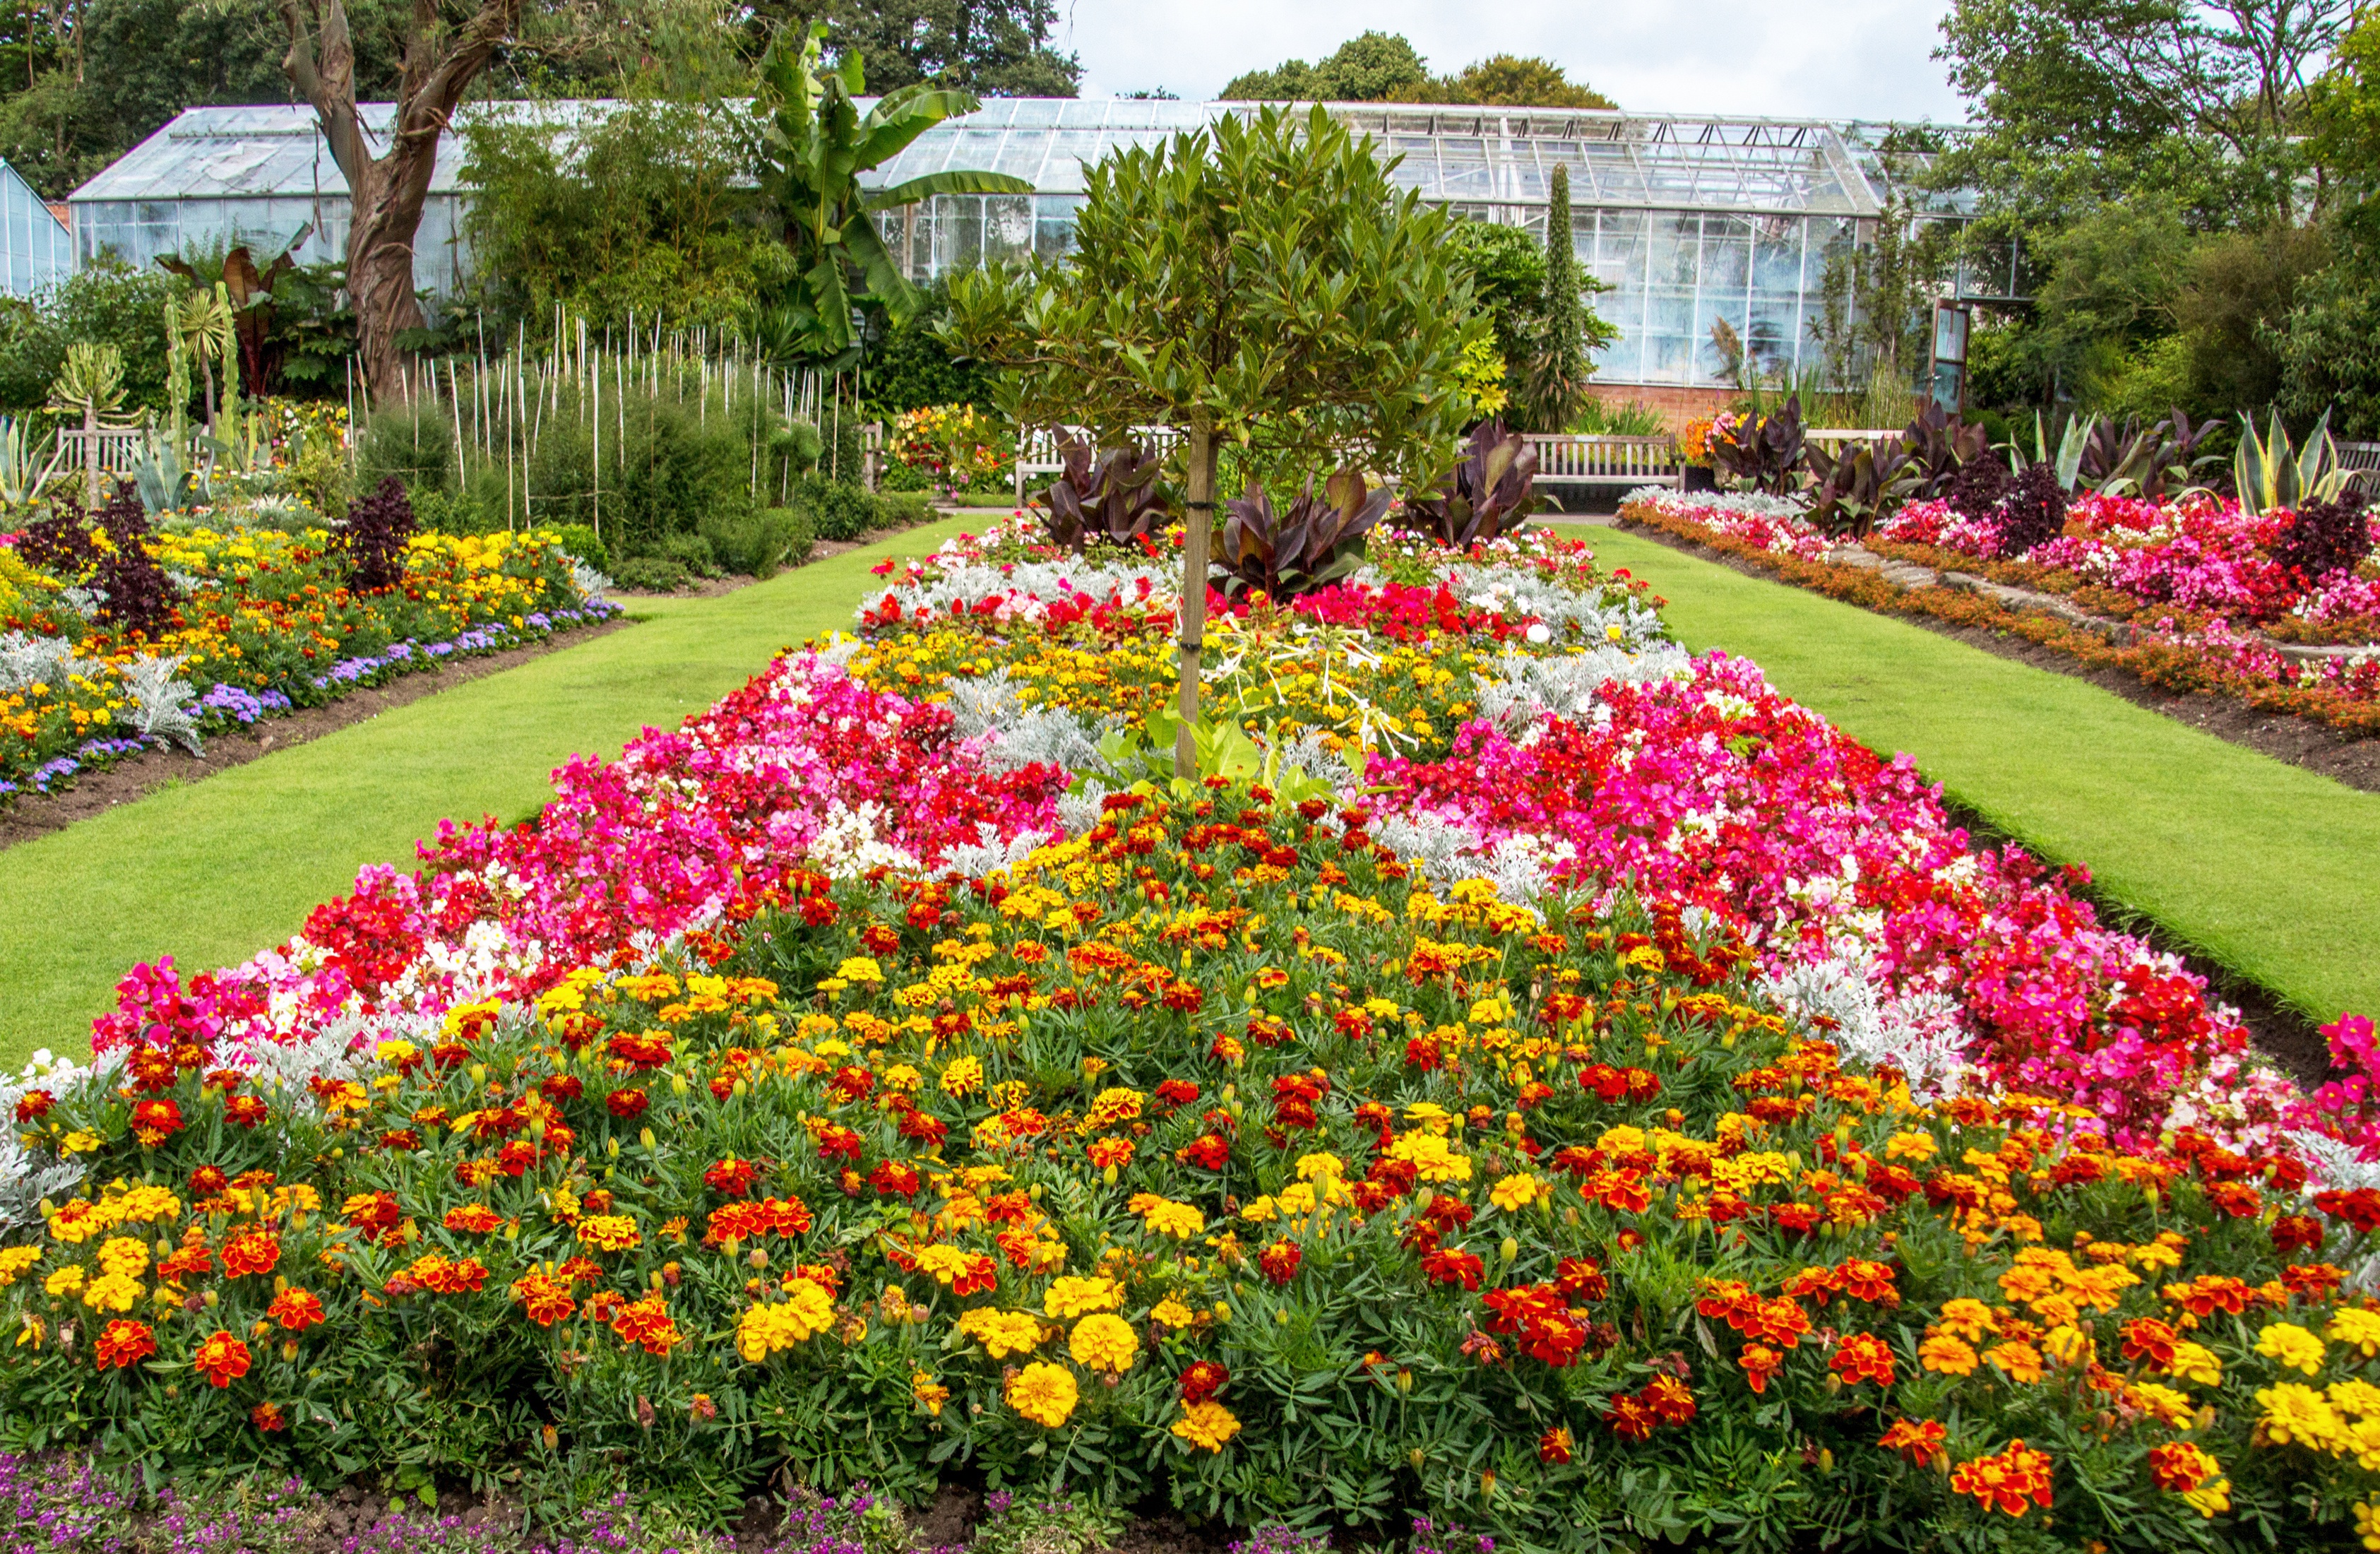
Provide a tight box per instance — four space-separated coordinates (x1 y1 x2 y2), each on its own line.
279 0 522 402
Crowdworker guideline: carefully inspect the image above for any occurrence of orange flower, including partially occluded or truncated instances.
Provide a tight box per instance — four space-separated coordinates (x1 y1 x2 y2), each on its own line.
612 1294 681 1356
221 1230 281 1279
1739 1344 1785 1394
444 1204 504 1234
251 1401 288 1432
1920 1333 1979 1377
1831 1333 1896 1387
93 1319 156 1370
267 1287 326 1332
1951 1439 2056 1518
2119 1317 2179 1367
2148 1441 2217 1493
1985 1341 2045 1383
1879 1418 1948 1468
193 1331 253 1389
511 1271 576 1327
1538 1424 1573 1464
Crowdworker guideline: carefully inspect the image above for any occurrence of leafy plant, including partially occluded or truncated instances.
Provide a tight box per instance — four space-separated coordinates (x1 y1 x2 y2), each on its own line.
1944 449 2011 528
1218 467 1392 600
156 238 301 399
2273 487 2374 581
1997 460 2071 557
1398 418 1540 547
1708 396 1806 494
1802 436 1917 538
85 482 180 636
2235 407 2357 516
341 476 419 593
1896 401 1991 500
751 23 1032 369
1041 437 1172 550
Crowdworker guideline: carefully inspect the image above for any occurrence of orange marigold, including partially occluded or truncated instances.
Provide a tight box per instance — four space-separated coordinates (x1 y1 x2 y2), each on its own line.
612 1293 681 1356
1879 1418 1948 1468
93 1319 156 1370
2148 1440 2217 1493
1951 1439 2055 1518
193 1330 253 1389
267 1287 326 1331
1831 1333 1896 1387
512 1271 576 1327
220 1230 280 1279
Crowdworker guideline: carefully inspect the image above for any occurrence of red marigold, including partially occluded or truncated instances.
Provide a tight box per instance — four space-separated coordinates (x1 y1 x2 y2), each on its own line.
607 1031 672 1070
2270 1214 2326 1257
13 1089 54 1122
1154 1079 1201 1105
1740 1344 1785 1394
1831 1333 1896 1387
815 1125 862 1163
2119 1317 2179 1367
251 1401 288 1433
1879 1418 1948 1468
1538 1425 1574 1464
1554 1256 1610 1303
1177 1133 1232 1170
2147 1441 2216 1493
1951 1440 2056 1518
868 1160 922 1198
541 1074 584 1103
1643 1375 1697 1425
267 1288 326 1332
1421 1248 1484 1290
1602 1393 1655 1440
193 1331 253 1389
512 1272 576 1327
93 1319 156 1370
1742 1297 1811 1349
1259 1240 1302 1286
611 1294 681 1356
221 1230 280 1279
131 1098 184 1141
705 1157 761 1197
444 1204 504 1235
1180 1360 1228 1404
606 1089 650 1120
225 1095 269 1128
187 1164 229 1197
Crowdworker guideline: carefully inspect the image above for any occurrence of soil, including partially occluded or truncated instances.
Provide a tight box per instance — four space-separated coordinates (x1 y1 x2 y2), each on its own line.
0 617 631 855
1588 518 2357 1084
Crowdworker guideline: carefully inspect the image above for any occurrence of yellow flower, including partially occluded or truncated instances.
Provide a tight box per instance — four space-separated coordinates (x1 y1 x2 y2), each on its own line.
956 1308 1046 1359
2127 1381 2196 1428
1006 1361 1078 1428
2332 1379 2380 1421
2168 1340 2223 1386
1295 1153 1346 1182
81 1272 142 1313
2355 1500 2380 1551
59 1132 100 1156
2258 1382 2351 1451
1384 1130 1472 1184
95 1238 148 1279
1171 1400 1242 1452
737 1280 837 1363
912 1371 950 1416
940 1057 984 1098
1488 1173 1544 1213
1884 1130 1938 1161
1130 1195 1206 1239
42 1266 83 1298
1985 1341 2044 1383
576 1216 642 1252
1935 1298 1996 1341
834 956 884 985
1150 1296 1197 1329
2257 1322 2326 1377
0 1247 40 1286
1044 1276 1123 1319
1069 1312 1139 1374
2182 1478 2231 1519
2331 1308 2380 1359
1919 1334 1978 1377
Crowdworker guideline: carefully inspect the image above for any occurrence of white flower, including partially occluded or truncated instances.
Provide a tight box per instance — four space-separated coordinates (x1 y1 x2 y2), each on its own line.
1525 622 1552 645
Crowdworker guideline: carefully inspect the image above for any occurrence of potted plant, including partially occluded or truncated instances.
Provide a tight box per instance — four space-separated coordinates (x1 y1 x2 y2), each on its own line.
1679 416 1718 492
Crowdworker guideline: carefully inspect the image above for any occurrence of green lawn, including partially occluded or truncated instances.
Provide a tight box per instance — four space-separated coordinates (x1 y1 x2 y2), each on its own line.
1582 523 2380 1027
0 520 974 1066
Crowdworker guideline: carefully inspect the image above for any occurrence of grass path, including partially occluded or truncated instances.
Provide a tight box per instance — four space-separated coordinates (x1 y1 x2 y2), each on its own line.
0 520 974 1065
1582 523 2380 1028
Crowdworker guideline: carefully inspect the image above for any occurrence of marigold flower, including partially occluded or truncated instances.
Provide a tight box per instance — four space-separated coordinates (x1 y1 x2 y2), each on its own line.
577 1215 642 1253
940 1057 984 1098
1151 1296 1197 1329
1489 1173 1544 1213
1180 1359 1228 1403
1740 1344 1785 1394
612 1294 682 1356
956 1307 1045 1359
704 1157 761 1197
2258 1382 2351 1450
1985 1341 2045 1384
194 1330 253 1389
1069 1312 1139 1374
1935 1298 1996 1341
268 1287 326 1332
0 1247 39 1288
737 1281 835 1361
93 1319 156 1371
443 1205 504 1234
2329 1307 2380 1358
2148 1440 2218 1494
1831 1333 1895 1387
1950 1439 2055 1518
1171 1399 1240 1452
1879 1418 1948 1468
2256 1321 2327 1377
1132 1195 1206 1238
1043 1275 1122 1319
221 1230 280 1279
2120 1317 2179 1367
1006 1361 1078 1428
1258 1239 1302 1286
912 1372 949 1416
606 1089 649 1120
512 1272 576 1327
1538 1425 1573 1464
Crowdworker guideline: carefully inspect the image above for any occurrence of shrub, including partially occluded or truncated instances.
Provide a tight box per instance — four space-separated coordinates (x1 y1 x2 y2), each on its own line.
407 484 487 537
877 492 934 529
341 477 418 593
356 402 460 495
551 523 609 576
2274 488 2373 583
1996 460 2069 557
700 507 812 579
802 478 879 544
1945 451 2010 530
607 553 694 592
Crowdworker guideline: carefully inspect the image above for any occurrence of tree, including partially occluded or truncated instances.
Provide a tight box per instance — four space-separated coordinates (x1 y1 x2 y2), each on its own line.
1220 34 1614 109
277 0 525 400
946 105 1484 770
744 0 1078 95
1449 54 1615 109
749 22 1031 369
1518 166 1617 430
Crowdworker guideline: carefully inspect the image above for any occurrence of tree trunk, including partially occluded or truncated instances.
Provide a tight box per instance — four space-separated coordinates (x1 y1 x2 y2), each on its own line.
1176 418 1215 775
344 148 434 403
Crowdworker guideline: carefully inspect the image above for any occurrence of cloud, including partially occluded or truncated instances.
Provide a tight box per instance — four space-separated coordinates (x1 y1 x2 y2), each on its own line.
1059 0 1969 124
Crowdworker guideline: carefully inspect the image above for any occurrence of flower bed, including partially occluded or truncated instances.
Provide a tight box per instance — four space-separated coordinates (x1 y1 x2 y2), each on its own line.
1620 490 2380 737
6 519 2380 1548
0 523 612 805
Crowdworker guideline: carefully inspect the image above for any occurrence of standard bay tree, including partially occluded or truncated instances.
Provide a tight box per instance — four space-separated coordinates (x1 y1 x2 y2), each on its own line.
945 104 1482 772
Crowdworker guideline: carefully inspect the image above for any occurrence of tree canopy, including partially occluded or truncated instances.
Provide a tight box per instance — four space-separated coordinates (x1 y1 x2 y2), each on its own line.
1220 32 1612 109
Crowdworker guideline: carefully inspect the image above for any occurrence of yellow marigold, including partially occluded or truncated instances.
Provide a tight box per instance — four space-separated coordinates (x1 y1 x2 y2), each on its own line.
2358 1501 2380 1552
1069 1312 1139 1374
0 1247 40 1286
2134 1235 2186 1272
912 1371 950 1416
43 1267 83 1297
2257 1322 2326 1377
1044 1276 1123 1319
1296 1152 1346 1182
2182 1477 2232 1519
1489 1173 1545 1213
1986 1342 2045 1384
2168 1340 2223 1386
956 1308 1045 1359
912 1245 975 1285
941 1057 984 1098
1920 1335 1980 1377
737 1279 836 1363
95 1238 148 1279
45 1200 112 1244
2042 1325 2092 1368
1150 1296 1197 1329
2333 1379 2380 1420
1131 1196 1206 1240
1884 1130 1938 1161
1936 1299 1996 1341
2127 1381 2198 1428
80 1272 142 1313
1006 1361 1078 1428
577 1215 641 1252
113 1185 180 1224
1385 1130 1472 1184
835 956 885 985
1171 1400 1242 1453
2258 1382 2351 1452
2330 1307 2380 1359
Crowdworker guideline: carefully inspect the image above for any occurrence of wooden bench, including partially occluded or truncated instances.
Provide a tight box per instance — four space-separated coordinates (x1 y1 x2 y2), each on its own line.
1525 434 1681 487
1013 425 1186 504
2340 440 2380 490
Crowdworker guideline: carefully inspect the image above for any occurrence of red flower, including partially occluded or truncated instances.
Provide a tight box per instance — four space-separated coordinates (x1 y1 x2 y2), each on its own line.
193 1331 253 1389
1831 1333 1896 1387
815 1125 863 1163
251 1401 288 1433
131 1098 184 1141
867 1160 922 1197
225 1095 270 1129
268 1288 326 1331
1879 1418 1948 1468
606 1031 673 1070
1422 1248 1484 1289
1642 1375 1697 1426
1259 1240 1302 1286
187 1164 229 1197
1951 1440 2056 1518
13 1089 53 1122
1154 1079 1201 1105
1180 1360 1228 1403
1538 1425 1574 1464
2271 1214 2326 1256
1739 1344 1784 1394
705 1157 761 1197
2119 1318 2178 1367
1177 1134 1232 1170
93 1319 156 1370
607 1089 650 1120
1602 1394 1655 1440
1554 1256 1609 1302
541 1074 584 1103
222 1230 281 1279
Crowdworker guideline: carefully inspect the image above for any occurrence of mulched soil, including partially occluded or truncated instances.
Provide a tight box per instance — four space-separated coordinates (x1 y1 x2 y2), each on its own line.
0 617 631 855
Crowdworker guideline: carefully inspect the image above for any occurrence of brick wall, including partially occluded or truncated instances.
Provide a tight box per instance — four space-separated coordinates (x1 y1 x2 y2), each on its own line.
1584 383 1734 433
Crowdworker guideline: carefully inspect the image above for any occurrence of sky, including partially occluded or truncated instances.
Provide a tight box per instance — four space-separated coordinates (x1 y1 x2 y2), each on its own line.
1057 0 1972 124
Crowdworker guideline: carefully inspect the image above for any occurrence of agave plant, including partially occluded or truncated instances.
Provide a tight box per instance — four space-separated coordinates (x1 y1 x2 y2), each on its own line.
1708 396 1805 495
1218 468 1391 600
2235 408 2356 517
1804 436 1918 538
1040 437 1172 551
2015 409 2224 499
1399 420 1541 548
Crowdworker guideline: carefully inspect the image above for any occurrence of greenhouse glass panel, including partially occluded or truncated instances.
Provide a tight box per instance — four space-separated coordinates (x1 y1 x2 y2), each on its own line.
1645 213 1699 289
933 196 984 275
982 195 1034 265
1700 217 1752 294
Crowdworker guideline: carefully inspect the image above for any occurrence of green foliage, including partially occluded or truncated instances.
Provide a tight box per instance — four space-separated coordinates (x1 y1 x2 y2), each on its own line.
607 552 698 591
796 476 880 542
1568 398 1668 437
751 0 1081 97
457 100 786 344
700 504 814 576
552 523 611 575
750 23 1030 368
2278 211 2380 437
516 386 787 558
1514 165 1616 432
357 403 461 497
862 280 992 415
1218 36 1612 109
0 261 181 415
948 104 1489 496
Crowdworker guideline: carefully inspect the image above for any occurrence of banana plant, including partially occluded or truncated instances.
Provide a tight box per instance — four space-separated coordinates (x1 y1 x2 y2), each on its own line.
2235 408 2354 516
751 22 1032 369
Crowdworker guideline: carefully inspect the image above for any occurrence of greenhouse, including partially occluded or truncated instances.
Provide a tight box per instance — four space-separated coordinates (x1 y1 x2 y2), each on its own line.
67 99 2011 390
0 157 73 297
